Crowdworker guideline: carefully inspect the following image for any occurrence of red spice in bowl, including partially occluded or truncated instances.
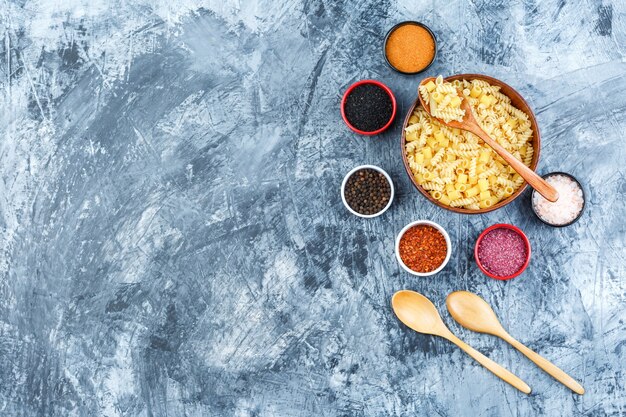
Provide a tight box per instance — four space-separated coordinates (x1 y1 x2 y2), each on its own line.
395 220 451 276
475 224 531 280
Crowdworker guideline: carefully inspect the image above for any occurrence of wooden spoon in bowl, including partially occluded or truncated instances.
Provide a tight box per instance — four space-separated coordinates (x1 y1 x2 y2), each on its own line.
391 290 531 394
446 291 585 395
418 77 558 202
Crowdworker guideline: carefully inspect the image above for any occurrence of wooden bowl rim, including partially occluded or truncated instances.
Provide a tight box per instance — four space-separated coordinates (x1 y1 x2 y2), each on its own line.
400 73 541 214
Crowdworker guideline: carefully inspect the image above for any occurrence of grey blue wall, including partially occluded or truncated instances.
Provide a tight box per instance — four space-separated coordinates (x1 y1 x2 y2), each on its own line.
0 0 624 416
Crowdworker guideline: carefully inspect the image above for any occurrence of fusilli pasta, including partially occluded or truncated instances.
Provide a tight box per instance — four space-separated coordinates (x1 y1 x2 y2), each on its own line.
405 76 535 209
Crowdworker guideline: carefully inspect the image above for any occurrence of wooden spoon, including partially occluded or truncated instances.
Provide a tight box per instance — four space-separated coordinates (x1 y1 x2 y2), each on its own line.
391 290 531 394
418 77 559 202
446 291 584 395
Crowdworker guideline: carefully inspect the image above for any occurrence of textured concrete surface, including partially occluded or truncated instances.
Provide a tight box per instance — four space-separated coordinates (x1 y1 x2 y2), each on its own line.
1 1 624 416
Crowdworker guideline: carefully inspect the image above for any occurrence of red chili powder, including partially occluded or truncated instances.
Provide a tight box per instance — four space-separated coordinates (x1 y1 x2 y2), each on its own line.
399 225 447 273
477 228 527 277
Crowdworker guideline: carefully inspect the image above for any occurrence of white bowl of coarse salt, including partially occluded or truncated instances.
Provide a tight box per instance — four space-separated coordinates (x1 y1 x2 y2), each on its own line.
531 172 586 227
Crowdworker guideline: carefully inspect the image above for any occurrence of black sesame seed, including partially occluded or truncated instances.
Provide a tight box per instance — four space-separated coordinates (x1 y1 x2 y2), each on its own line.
344 84 393 132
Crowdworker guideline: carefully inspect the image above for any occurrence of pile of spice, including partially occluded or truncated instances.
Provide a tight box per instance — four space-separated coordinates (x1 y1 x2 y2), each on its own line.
477 228 528 277
344 168 391 215
385 23 436 73
399 225 447 273
343 84 393 132
532 174 585 226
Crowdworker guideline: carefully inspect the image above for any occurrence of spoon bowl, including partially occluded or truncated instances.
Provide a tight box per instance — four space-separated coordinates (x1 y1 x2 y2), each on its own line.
417 77 559 202
391 290 450 337
446 290 506 335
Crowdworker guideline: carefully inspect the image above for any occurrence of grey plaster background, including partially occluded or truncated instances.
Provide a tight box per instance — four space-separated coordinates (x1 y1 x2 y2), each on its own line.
0 0 624 416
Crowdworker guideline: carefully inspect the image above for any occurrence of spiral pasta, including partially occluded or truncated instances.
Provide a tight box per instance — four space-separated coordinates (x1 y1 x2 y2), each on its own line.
421 75 466 123
404 76 535 210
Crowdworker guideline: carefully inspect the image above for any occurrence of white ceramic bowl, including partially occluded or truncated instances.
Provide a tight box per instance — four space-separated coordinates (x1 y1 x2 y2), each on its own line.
341 165 394 218
395 220 452 276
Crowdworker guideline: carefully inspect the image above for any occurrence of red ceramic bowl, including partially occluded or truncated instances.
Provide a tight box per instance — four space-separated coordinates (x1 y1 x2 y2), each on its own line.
474 223 531 281
341 80 397 135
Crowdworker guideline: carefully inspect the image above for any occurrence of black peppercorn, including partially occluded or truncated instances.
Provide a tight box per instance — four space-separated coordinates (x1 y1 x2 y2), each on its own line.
344 168 392 215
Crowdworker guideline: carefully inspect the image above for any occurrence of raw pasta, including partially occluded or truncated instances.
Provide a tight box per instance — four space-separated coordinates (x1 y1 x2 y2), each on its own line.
419 76 465 123
405 76 535 210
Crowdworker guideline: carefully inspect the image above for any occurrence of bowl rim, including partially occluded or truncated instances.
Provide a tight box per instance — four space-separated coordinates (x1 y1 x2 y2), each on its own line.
341 79 397 136
474 223 531 280
395 220 452 277
383 21 438 75
531 171 586 227
341 164 395 218
400 73 541 214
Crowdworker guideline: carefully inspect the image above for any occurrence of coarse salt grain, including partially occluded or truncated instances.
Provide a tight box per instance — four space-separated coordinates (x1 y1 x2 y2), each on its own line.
477 228 528 277
532 174 584 226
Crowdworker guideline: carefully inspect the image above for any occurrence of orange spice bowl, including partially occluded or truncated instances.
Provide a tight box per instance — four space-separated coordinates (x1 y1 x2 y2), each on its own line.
383 21 438 75
400 74 541 214
395 220 452 277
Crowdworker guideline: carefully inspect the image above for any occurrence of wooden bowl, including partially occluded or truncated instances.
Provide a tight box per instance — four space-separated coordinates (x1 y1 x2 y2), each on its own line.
400 74 541 214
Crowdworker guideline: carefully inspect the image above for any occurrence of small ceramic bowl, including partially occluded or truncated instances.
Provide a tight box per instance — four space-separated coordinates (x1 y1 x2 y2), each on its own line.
395 220 452 277
341 165 394 218
383 21 438 75
474 224 531 281
340 80 397 135
531 172 586 227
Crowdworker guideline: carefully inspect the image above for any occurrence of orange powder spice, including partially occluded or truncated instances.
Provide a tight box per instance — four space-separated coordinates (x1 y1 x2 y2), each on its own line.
385 24 435 73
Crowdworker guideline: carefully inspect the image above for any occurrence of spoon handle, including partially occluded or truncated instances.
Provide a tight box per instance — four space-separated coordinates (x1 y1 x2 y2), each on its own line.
500 333 585 395
468 126 559 202
446 333 531 394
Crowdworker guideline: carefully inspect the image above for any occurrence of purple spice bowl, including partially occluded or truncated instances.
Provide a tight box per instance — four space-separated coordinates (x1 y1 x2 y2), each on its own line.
474 223 531 280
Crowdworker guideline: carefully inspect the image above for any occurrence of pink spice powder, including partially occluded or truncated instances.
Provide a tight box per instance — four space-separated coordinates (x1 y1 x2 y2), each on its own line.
477 228 528 277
